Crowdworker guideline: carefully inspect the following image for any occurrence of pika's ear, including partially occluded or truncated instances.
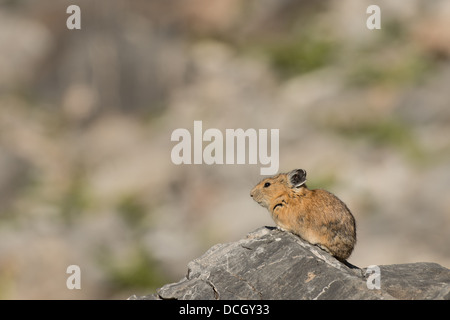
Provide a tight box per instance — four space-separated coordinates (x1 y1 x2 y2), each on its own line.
288 169 307 188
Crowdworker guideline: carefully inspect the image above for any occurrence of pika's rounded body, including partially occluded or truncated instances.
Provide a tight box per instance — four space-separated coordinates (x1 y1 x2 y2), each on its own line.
250 169 356 261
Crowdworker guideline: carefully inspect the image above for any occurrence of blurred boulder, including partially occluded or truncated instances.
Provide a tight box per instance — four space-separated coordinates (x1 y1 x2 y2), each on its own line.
0 149 32 213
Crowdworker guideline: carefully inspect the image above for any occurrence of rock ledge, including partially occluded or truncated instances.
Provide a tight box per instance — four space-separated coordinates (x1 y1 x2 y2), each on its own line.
131 227 450 300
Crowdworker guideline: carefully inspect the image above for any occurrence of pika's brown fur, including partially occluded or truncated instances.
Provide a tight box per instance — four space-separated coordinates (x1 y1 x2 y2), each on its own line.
250 169 356 261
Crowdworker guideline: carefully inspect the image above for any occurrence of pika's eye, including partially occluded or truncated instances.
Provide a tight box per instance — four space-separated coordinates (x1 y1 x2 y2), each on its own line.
264 182 271 188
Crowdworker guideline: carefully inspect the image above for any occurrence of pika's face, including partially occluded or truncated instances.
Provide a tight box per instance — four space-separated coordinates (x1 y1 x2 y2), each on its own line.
250 174 287 209
250 169 307 210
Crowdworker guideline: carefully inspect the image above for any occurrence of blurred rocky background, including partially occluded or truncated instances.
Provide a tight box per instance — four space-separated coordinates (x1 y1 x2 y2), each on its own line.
0 0 449 299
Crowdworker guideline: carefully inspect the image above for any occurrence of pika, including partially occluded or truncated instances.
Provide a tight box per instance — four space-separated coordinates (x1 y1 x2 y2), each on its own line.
250 169 356 261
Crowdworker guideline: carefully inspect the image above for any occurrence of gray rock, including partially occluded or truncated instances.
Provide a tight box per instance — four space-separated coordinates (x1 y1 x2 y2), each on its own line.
371 263 450 300
131 227 450 300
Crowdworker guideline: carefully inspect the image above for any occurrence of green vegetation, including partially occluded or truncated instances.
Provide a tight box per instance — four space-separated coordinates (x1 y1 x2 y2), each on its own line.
348 53 433 87
117 194 148 229
265 36 337 78
60 168 92 224
335 118 427 163
100 246 169 293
